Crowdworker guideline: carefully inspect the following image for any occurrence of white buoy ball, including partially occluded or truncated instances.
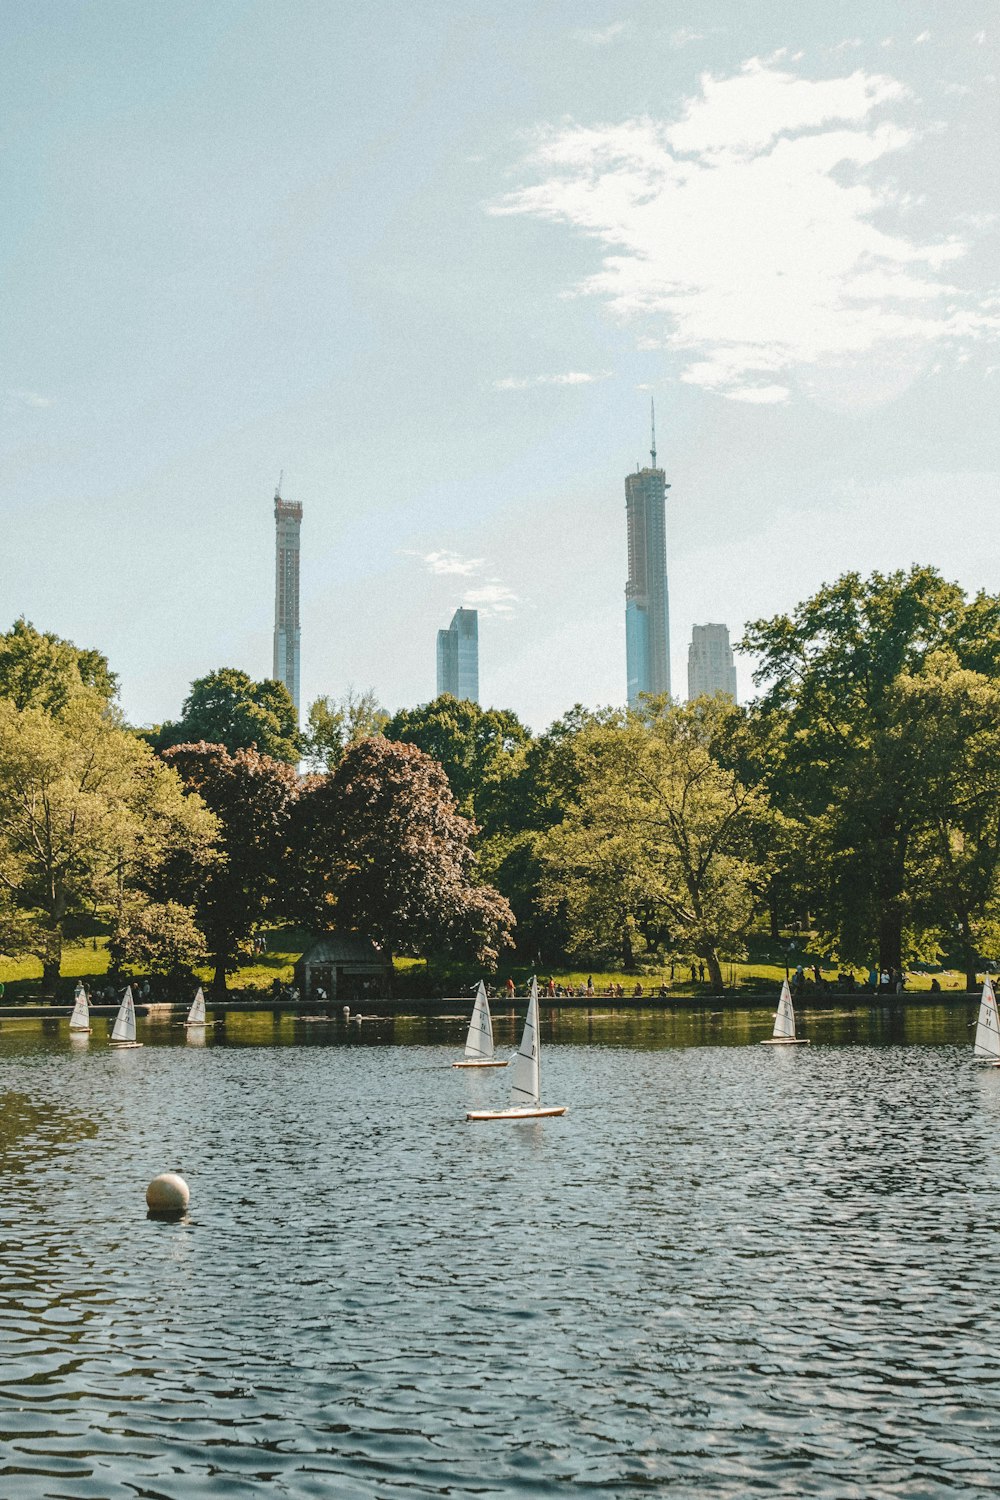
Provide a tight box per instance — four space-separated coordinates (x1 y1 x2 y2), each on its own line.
146 1173 190 1215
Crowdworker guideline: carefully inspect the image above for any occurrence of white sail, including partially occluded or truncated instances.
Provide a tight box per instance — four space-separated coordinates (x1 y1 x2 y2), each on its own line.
974 977 1000 1060
69 982 90 1031
464 981 494 1060
509 977 540 1108
773 979 796 1040
187 986 207 1026
111 986 137 1044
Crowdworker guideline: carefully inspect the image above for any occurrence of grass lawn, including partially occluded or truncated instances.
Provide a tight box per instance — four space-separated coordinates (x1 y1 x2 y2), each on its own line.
0 930 311 1001
0 930 973 1001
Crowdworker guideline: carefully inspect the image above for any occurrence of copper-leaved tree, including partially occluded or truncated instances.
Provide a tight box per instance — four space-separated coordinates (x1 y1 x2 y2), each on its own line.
292 737 514 969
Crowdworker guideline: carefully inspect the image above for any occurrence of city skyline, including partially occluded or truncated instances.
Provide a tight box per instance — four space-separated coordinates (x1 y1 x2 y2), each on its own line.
2 5 997 732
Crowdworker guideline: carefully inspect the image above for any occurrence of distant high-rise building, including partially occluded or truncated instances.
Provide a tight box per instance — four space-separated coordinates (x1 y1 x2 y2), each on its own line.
688 623 737 702
625 402 671 706
272 479 302 721
436 608 479 702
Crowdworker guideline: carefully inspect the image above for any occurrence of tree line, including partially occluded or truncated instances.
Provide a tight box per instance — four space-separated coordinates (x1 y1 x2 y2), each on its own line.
3 564 1000 992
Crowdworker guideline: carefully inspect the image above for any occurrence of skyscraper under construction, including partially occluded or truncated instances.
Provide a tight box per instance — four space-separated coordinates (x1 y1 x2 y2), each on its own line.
624 404 671 707
272 479 302 721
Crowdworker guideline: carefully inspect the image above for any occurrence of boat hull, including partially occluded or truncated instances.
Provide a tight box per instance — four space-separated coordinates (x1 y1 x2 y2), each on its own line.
467 1105 567 1120
109 1041 143 1049
760 1037 810 1045
452 1059 509 1068
69 1027 92 1034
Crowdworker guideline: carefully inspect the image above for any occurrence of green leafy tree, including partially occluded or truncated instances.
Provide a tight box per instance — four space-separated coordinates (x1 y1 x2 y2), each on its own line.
743 566 1000 972
157 668 300 763
108 899 208 984
292 738 514 966
160 744 300 991
0 696 216 987
0 617 117 713
302 688 388 772
541 817 648 970
543 699 768 986
894 654 1000 987
383 695 531 825
475 707 601 961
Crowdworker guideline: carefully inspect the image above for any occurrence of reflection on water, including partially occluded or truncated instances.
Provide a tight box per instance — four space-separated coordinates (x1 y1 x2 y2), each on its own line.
1 1008 999 1498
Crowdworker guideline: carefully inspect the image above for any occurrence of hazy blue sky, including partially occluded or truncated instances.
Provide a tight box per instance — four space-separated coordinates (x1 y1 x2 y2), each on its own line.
2 1 998 729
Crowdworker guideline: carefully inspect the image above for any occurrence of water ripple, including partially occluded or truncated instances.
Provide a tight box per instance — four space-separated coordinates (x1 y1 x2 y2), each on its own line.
2 1009 1000 1496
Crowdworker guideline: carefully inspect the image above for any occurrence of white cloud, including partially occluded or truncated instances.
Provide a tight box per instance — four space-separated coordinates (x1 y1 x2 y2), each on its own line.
492 59 1000 407
404 550 520 616
665 60 906 155
574 21 629 47
463 581 519 615
669 28 706 50
717 383 791 404
493 370 608 390
408 549 485 576
8 389 53 409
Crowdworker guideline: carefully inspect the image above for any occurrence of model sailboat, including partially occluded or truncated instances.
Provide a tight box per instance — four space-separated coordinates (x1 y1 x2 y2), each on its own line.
109 985 143 1048
452 981 509 1068
186 986 207 1027
467 978 566 1120
69 981 91 1033
760 978 810 1046
973 977 1000 1066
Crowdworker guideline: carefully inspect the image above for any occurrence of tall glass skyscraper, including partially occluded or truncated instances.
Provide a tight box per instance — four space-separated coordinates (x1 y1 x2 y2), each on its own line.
272 481 302 721
625 406 671 707
436 608 479 702
687 623 737 702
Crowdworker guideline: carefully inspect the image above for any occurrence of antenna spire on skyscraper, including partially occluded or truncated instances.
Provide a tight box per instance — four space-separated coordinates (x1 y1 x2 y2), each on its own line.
650 398 657 468
275 470 284 501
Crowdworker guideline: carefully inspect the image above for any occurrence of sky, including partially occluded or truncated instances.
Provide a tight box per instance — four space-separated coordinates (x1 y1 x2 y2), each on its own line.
2 1 998 731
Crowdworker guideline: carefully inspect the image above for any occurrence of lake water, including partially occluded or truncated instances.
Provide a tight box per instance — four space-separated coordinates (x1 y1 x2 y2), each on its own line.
3 1003 1000 1498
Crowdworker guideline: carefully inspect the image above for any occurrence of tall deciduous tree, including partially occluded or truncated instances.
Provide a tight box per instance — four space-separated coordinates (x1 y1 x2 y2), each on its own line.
383 695 531 826
293 738 514 966
160 744 300 991
0 696 215 986
743 567 1000 972
475 707 600 961
543 699 768 985
894 654 1000 987
108 899 208 983
0 617 117 713
157 668 300 763
302 688 388 772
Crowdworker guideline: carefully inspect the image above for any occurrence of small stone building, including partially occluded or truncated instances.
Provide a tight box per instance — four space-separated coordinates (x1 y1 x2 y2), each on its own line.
294 933 391 1003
